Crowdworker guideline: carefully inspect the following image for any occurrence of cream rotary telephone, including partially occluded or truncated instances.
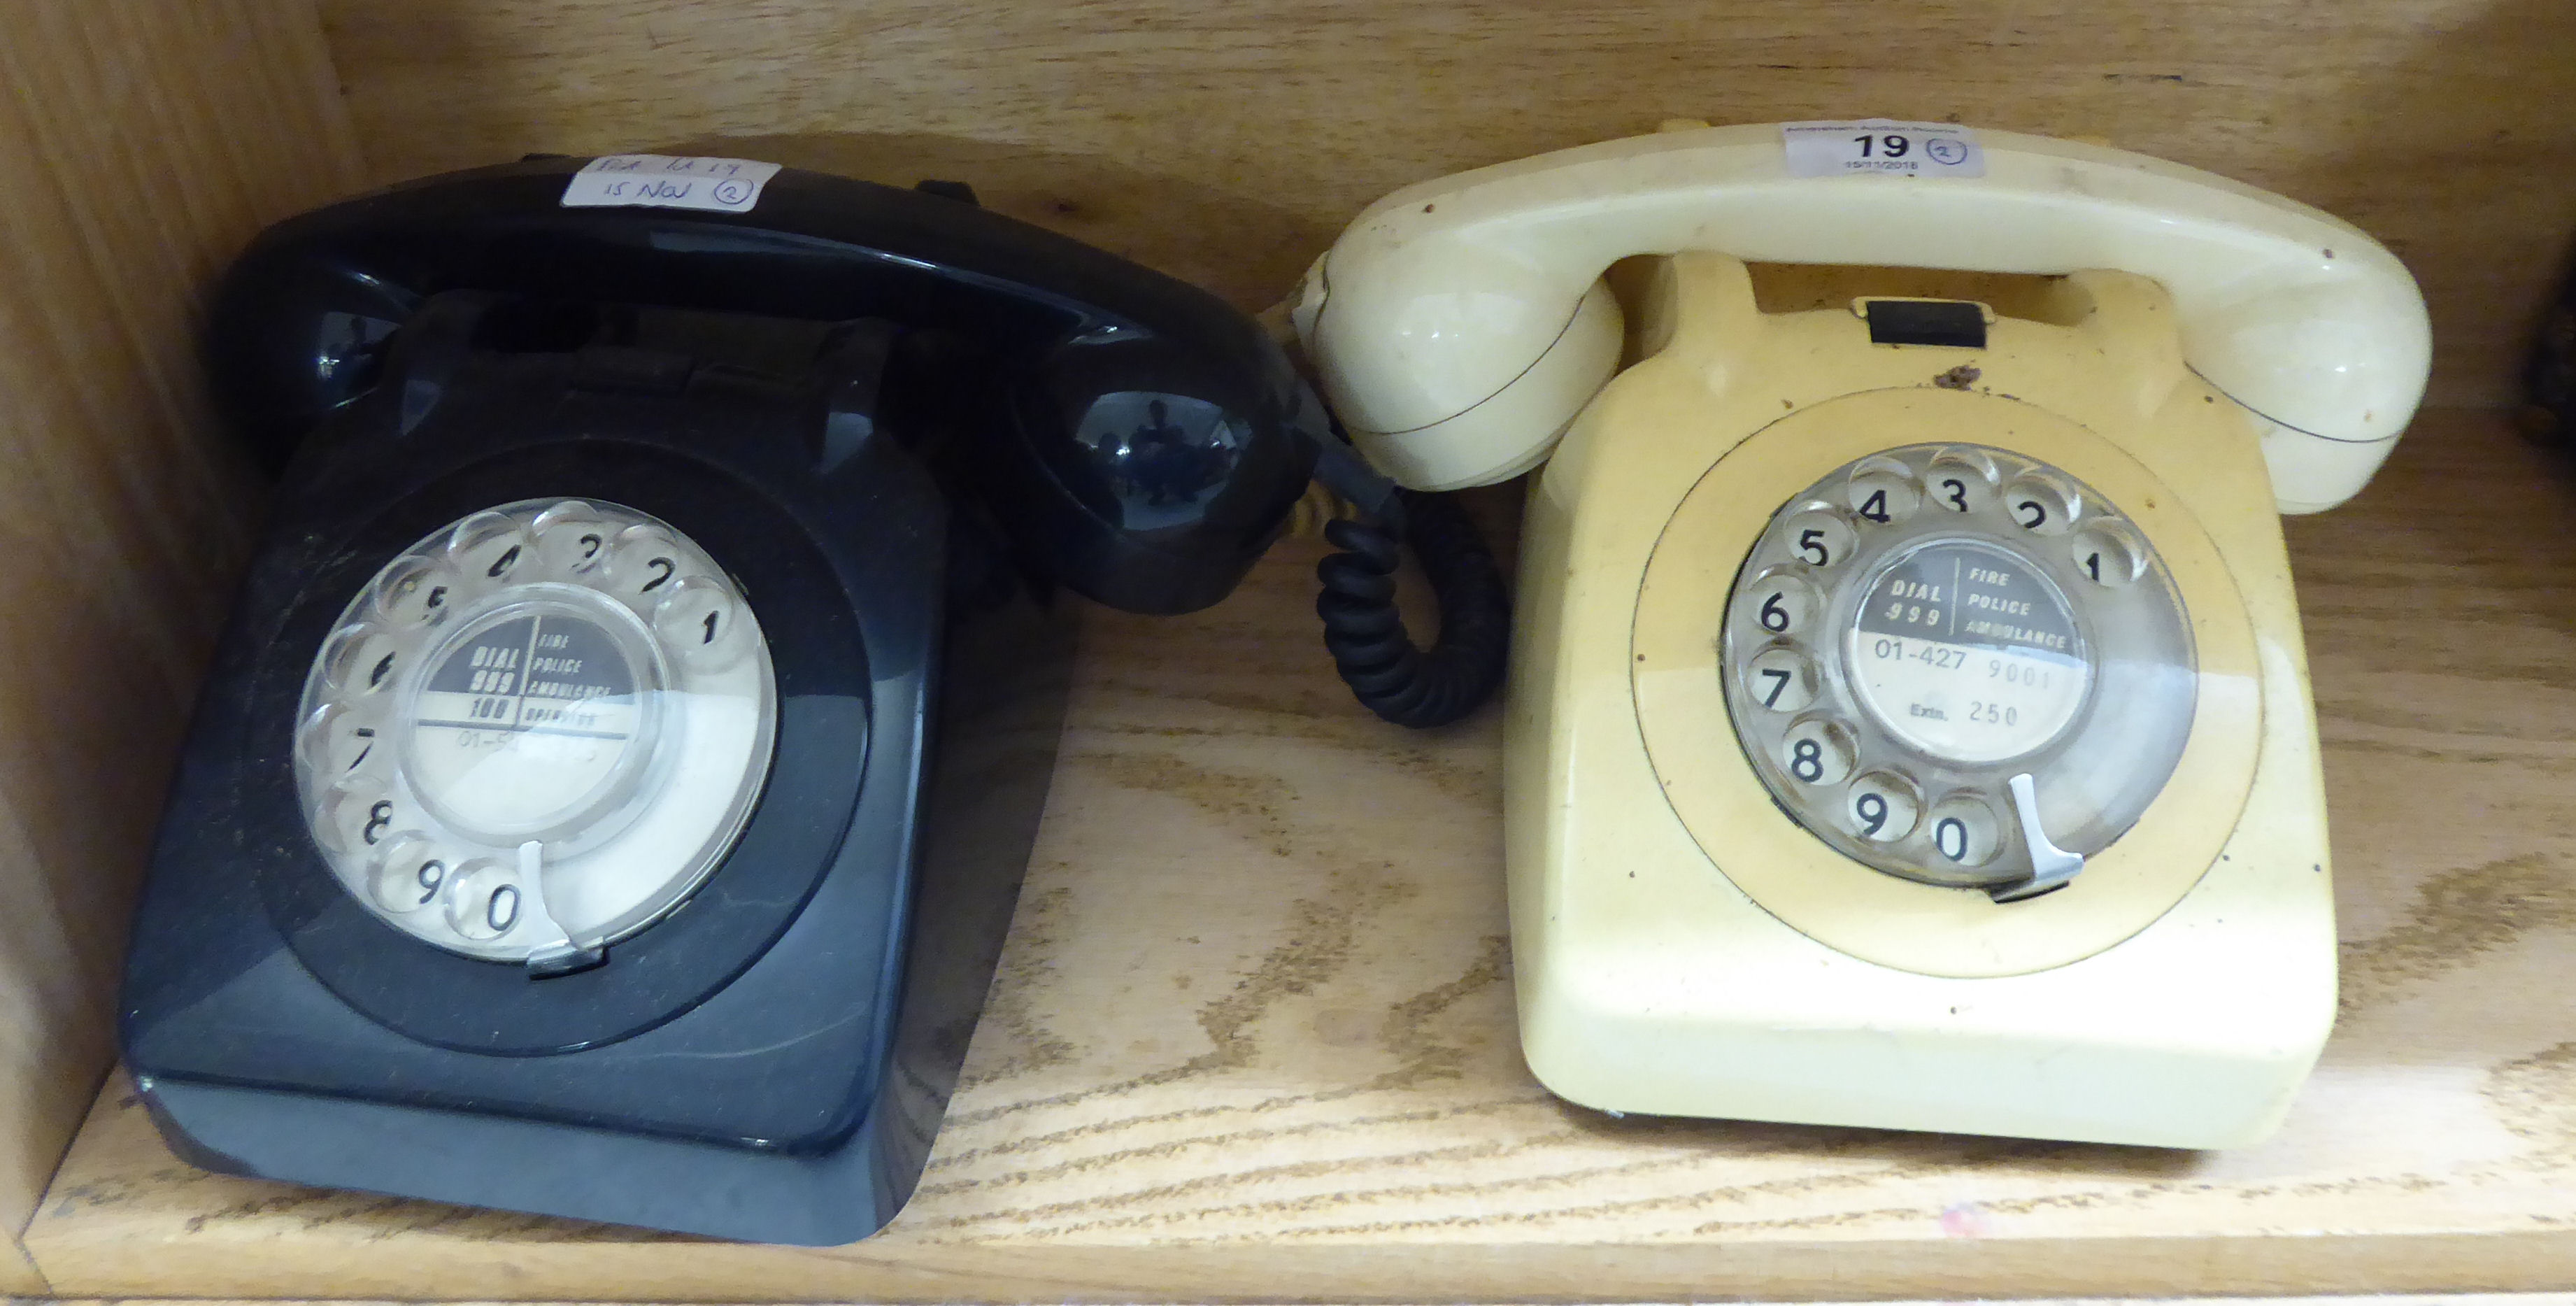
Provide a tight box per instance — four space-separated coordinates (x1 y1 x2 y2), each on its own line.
1295 122 2429 1148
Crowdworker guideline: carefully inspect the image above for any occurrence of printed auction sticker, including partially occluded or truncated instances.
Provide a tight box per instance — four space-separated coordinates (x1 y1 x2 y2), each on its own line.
1782 120 1985 178
561 154 783 213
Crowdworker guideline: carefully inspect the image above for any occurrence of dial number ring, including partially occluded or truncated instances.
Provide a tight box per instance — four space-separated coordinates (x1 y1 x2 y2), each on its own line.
292 499 778 964
1714 443 2196 890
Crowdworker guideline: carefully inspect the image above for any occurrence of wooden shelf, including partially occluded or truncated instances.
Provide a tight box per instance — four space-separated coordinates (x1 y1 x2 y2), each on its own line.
25 409 2576 1300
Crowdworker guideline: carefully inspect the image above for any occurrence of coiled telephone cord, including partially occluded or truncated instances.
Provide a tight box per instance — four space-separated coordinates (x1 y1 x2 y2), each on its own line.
1262 294 1510 729
1314 489 1510 729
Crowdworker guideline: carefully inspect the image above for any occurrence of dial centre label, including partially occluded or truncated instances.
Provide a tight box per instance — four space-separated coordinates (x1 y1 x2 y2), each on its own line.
1847 539 2088 763
407 606 652 838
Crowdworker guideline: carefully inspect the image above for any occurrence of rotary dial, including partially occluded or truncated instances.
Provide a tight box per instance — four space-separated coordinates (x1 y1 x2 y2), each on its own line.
294 499 778 963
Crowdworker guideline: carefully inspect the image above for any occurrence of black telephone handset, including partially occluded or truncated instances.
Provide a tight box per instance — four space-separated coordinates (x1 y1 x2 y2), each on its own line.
211 154 1317 612
119 155 1471 1246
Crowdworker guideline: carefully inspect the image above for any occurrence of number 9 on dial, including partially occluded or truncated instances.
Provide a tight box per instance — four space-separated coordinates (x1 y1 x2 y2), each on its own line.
1845 772 1921 843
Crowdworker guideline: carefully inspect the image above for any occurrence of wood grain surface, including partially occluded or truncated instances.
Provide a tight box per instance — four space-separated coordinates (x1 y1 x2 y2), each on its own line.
14 1300 2576 1306
311 0 2576 408
0 2 362 1291
17 1300 2576 1306
25 409 2576 1300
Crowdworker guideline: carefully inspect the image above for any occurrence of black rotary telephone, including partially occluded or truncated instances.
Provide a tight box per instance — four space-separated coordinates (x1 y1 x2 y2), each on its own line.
119 153 1504 1245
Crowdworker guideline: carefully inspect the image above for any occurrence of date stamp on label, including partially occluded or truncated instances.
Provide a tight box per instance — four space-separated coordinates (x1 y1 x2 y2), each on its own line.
1782 120 1986 178
561 154 783 213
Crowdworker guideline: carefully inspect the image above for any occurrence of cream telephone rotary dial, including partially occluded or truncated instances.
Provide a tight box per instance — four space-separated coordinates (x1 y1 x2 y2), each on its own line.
1295 122 2430 1148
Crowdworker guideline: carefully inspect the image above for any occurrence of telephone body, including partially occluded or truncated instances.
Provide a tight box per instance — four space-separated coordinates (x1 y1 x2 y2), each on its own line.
120 156 1320 1242
1297 125 2429 1147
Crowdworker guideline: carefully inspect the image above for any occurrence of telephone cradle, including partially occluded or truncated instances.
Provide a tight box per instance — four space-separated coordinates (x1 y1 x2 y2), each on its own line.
1298 122 2431 1148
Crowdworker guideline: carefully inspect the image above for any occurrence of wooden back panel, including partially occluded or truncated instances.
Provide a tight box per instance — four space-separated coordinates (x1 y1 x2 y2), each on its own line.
316 0 2576 408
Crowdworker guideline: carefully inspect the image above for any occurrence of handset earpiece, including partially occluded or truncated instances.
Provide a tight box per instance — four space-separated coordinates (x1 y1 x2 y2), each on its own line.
1299 257 1623 492
998 326 1318 616
208 246 422 473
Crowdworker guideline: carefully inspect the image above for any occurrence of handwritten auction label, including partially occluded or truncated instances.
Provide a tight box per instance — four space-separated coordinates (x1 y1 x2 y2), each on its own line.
1781 120 1985 178
560 154 783 213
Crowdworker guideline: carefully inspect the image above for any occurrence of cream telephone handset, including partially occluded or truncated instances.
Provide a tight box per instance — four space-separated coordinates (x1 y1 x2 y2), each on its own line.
1295 123 2430 1148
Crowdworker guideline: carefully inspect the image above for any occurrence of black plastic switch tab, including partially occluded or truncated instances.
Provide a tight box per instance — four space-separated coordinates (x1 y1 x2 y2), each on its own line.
1865 299 1987 349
